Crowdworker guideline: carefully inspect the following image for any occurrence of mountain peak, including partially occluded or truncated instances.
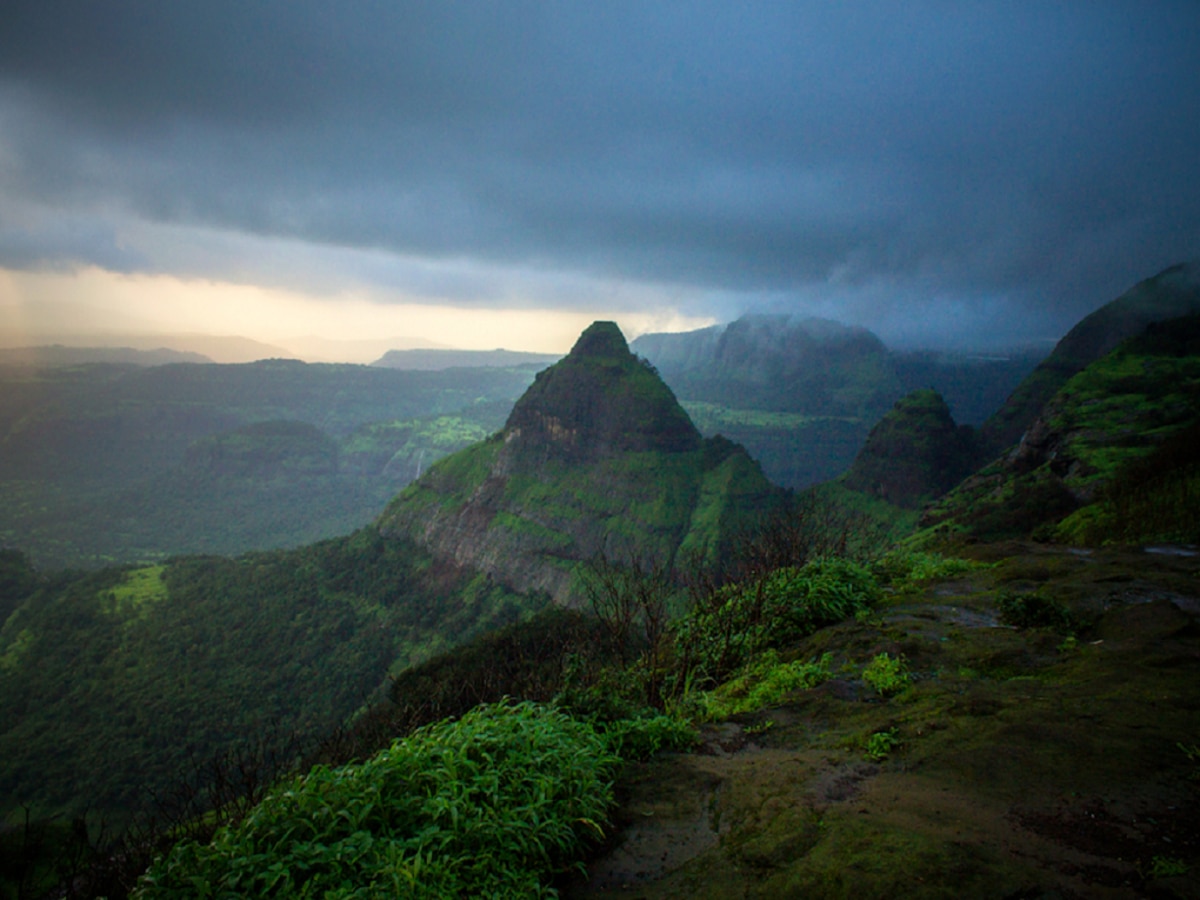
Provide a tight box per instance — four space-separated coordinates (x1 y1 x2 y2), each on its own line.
501 321 700 465
568 320 629 359
842 389 977 508
380 320 778 604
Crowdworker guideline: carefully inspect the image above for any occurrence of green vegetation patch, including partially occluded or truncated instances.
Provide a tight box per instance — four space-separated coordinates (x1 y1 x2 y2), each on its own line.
134 701 619 899
675 558 878 681
862 652 911 696
872 550 985 597
0 627 33 673
699 650 833 720
599 714 698 761
864 727 901 762
995 592 1075 633
106 566 167 616
680 402 838 431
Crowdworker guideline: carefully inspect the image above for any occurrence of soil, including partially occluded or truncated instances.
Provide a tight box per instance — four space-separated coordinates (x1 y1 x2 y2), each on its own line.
562 543 1200 899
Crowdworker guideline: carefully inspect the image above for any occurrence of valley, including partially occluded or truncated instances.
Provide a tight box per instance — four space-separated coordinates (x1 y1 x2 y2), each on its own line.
0 318 1042 570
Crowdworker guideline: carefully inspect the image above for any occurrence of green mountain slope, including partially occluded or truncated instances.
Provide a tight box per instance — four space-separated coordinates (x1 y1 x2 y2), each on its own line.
922 314 1200 544
0 529 545 823
981 262 1200 455
381 322 783 604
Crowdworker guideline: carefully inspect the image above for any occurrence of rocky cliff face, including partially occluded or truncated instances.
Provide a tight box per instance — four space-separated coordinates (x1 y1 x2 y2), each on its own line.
379 322 780 604
841 389 977 508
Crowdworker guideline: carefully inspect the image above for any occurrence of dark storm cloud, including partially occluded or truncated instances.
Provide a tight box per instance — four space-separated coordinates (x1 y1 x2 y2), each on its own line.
1 1 1198 341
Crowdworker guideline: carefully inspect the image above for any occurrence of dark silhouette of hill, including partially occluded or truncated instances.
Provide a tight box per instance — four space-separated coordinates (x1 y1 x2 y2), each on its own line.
842 389 978 509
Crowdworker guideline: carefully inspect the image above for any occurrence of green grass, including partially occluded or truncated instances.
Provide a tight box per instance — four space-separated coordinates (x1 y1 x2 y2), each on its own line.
133 701 620 899
699 651 833 719
872 550 985 597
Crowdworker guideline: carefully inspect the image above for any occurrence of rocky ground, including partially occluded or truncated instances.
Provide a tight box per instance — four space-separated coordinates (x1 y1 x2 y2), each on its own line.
564 542 1200 899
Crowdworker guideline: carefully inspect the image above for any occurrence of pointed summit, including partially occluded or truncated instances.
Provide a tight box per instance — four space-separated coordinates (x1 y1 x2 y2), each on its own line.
502 321 700 466
380 320 781 604
569 320 630 357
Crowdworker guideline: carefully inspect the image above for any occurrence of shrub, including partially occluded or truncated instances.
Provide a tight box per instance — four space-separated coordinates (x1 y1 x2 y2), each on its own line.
700 651 833 720
133 701 619 899
872 551 983 594
675 558 877 681
862 653 910 696
600 714 698 761
1150 855 1189 878
864 728 901 762
996 592 1074 632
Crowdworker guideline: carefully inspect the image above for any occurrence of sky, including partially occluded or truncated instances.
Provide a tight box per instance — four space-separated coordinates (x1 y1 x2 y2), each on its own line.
1 2 1198 359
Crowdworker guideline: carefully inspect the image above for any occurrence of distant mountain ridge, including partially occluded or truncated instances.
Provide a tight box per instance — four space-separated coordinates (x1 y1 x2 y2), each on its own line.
373 348 562 370
632 315 899 418
0 331 295 363
0 345 212 367
632 314 1044 488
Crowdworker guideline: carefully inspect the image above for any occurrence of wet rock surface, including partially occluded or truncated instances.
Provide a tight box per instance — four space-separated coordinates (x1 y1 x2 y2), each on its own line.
564 544 1200 899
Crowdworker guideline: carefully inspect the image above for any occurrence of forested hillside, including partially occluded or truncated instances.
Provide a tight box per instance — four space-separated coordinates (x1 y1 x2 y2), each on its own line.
0 528 544 826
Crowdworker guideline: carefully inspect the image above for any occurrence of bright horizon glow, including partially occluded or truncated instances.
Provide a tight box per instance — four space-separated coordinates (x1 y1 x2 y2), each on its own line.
0 267 717 362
